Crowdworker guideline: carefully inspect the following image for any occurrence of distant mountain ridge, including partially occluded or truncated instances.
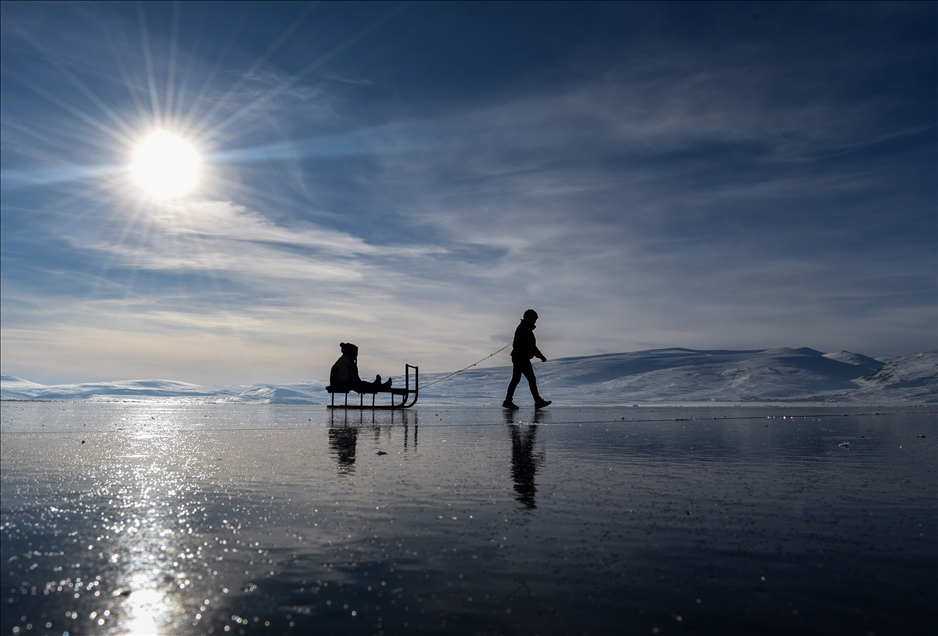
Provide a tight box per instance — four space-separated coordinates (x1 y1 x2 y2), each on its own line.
2 347 935 405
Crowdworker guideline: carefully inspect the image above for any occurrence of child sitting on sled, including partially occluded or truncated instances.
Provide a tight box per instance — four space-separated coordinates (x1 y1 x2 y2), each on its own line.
328 342 392 393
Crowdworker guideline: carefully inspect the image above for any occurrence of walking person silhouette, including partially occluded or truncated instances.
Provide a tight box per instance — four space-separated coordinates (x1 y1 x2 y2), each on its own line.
503 309 552 410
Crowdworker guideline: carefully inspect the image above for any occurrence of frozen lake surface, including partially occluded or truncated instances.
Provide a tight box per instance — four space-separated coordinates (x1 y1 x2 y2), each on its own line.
2 403 935 635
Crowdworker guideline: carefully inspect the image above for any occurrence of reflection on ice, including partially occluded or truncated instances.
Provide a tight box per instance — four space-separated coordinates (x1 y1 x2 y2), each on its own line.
123 584 165 635
506 419 544 510
328 425 359 473
113 423 194 634
116 514 180 633
328 409 419 474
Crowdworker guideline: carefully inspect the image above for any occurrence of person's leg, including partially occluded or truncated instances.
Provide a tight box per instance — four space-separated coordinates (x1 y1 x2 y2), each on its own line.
505 360 524 402
520 359 542 402
353 379 377 393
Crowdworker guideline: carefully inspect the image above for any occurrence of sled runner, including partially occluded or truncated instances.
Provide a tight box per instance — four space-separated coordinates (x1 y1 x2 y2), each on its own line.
327 364 419 409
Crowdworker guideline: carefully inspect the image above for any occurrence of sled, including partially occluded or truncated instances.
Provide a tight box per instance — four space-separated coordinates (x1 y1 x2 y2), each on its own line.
326 364 419 409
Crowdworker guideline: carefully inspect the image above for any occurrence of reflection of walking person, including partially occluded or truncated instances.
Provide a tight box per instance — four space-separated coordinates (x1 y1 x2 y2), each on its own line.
503 309 552 409
509 422 542 509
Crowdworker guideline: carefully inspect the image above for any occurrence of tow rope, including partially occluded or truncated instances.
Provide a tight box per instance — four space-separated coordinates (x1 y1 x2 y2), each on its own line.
421 344 511 389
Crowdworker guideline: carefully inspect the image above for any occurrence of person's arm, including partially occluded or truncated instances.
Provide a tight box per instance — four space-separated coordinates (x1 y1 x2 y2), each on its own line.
531 334 546 362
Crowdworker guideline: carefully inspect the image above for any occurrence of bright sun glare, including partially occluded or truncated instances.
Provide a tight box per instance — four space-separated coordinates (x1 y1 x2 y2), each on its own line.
132 131 201 199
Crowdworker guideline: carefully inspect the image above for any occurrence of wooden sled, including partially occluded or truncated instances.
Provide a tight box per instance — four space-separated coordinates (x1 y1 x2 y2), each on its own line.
327 364 418 409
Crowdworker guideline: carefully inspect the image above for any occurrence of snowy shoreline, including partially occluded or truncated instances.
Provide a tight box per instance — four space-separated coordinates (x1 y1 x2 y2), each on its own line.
3 347 935 405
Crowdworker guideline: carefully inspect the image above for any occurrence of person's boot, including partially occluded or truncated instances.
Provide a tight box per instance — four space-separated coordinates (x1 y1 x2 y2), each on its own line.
502 399 519 410
535 398 552 409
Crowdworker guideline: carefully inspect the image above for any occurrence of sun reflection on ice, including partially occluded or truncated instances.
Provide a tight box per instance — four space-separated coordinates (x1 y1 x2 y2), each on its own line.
109 412 210 635
123 582 167 635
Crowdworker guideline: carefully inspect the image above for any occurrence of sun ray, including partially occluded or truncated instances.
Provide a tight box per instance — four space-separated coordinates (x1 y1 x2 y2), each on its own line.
2 69 136 147
164 1 181 120
11 27 140 142
102 19 156 129
136 2 163 125
1 163 126 191
198 4 411 142
191 2 319 135
176 9 250 133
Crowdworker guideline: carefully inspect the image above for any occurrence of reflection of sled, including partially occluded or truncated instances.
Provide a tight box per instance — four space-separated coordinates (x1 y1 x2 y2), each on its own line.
327 364 419 409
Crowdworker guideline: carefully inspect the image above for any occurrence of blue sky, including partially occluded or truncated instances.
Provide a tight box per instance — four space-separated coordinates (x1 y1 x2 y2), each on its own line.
1 1 935 385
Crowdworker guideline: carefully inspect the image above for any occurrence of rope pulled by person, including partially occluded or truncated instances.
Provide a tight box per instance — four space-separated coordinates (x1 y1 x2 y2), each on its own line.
421 344 511 389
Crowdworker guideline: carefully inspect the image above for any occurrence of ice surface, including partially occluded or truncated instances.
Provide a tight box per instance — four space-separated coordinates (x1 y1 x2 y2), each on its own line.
1 402 935 635
2 348 935 404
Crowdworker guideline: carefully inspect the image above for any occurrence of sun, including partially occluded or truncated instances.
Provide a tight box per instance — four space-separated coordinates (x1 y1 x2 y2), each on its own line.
132 131 201 199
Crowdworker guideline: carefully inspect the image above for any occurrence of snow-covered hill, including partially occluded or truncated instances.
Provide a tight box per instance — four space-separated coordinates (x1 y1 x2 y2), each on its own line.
2 348 935 405
416 348 934 405
849 351 938 404
0 375 327 404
